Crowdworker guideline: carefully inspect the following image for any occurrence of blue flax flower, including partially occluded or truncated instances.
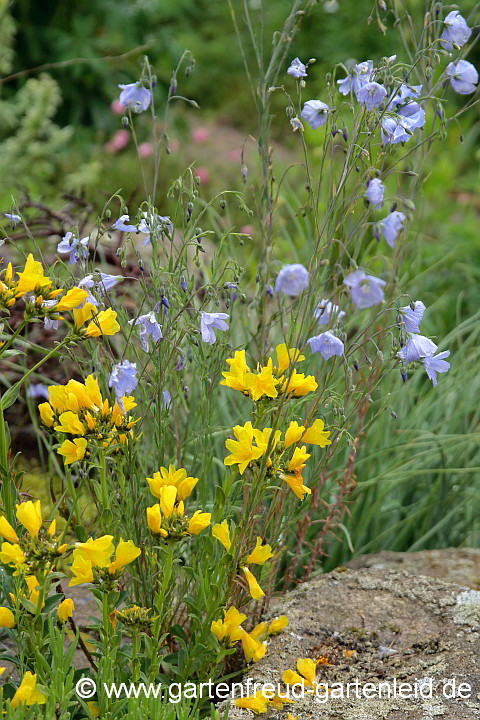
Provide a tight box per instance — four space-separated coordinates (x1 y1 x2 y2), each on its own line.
108 360 138 400
79 273 123 293
118 83 152 112
441 11 472 51
337 60 373 98
397 334 437 363
27 384 50 400
163 390 172 409
200 312 229 344
300 100 329 129
140 213 173 246
288 58 307 79
314 299 345 325
57 232 89 264
424 351 450 386
112 215 138 232
308 331 344 359
382 211 406 248
446 60 478 95
344 269 386 309
399 301 425 333
4 213 21 225
366 178 384 209
129 311 163 352
357 82 387 110
275 264 309 297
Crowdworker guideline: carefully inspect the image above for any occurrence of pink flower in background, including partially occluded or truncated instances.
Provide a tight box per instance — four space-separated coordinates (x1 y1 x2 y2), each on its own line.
228 149 242 162
138 142 153 158
240 225 253 236
196 167 209 184
111 99 125 115
192 127 209 143
105 129 130 154
168 139 180 153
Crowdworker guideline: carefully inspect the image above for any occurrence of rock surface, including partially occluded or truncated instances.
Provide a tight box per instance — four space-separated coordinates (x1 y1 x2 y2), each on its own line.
225 568 480 719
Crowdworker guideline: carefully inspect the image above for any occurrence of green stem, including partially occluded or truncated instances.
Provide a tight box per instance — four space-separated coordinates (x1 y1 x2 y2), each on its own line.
131 631 140 683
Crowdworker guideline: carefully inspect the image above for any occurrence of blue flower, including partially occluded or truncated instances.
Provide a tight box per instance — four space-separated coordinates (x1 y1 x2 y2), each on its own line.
441 11 472 52
290 117 303 132
399 301 425 333
4 213 21 225
140 213 174 246
344 269 386 309
79 273 124 293
424 351 450 386
108 360 138 400
129 311 163 352
397 334 437 363
357 82 387 110
300 100 329 129
314 299 345 325
180 277 188 292
118 83 152 113
200 312 229 344
57 232 89 264
27 383 50 400
446 60 478 95
288 58 307 79
275 264 309 297
337 60 373 98
163 390 172 409
112 215 138 232
307 331 344 359
382 211 406 248
381 116 410 145
366 178 384 209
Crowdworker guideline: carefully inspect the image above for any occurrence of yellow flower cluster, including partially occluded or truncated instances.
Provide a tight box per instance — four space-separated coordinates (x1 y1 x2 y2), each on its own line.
69 535 141 587
38 375 138 464
146 465 211 539
235 690 295 715
221 344 318 401
224 418 331 498
212 606 288 666
10 671 46 708
0 501 67 575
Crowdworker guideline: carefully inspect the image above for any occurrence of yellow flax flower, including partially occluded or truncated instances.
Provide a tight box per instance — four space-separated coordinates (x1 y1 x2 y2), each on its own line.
54 287 88 311
16 254 52 295
284 421 305 448
235 691 270 714
108 539 141 575
288 445 310 473
0 542 25 567
16 500 42 538
57 598 75 621
283 370 318 396
11 671 47 708
224 421 264 475
188 511 211 535
54 411 85 435
212 520 231 551
147 465 198 501
239 629 267 663
68 554 94 587
0 607 15 628
47 519 56 536
275 343 305 375
252 427 281 465
0 516 19 543
247 537 273 565
147 504 168 536
88 701 101 718
243 567 265 600
48 385 69 413
251 622 268 641
83 308 120 337
302 418 332 447
282 473 311 500
296 658 317 685
38 402 54 427
220 349 250 392
74 535 114 568
283 669 307 686
268 615 288 634
159 486 177 518
212 605 247 642
25 576 44 609
57 437 88 465
244 358 279 401
73 302 95 329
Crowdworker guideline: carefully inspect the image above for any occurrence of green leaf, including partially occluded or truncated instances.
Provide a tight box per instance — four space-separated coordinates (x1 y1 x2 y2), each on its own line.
0 383 20 410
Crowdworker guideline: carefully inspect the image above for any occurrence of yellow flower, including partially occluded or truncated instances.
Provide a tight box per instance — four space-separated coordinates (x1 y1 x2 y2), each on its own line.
57 598 75 621
147 504 168 536
73 302 95 329
0 516 19 543
302 418 332 447
275 343 305 375
48 385 69 412
54 411 85 435
75 535 114 568
224 421 264 475
252 427 281 466
235 691 269 714
268 615 288 634
48 519 56 536
159 486 177 518
212 606 247 643
38 402 54 427
220 350 250 392
247 537 273 565
69 554 93 586
122 395 136 412
250 621 268 640
283 370 318 397
242 567 264 600
57 437 88 465
282 473 311 500
0 607 15 628
11 671 47 708
211 619 227 641
108 539 141 575
188 511 211 535
88 701 101 718
296 658 317 685
0 542 25 566
85 375 103 407
54 287 88 311
284 421 305 449
147 465 197 501
16 500 42 537
83 308 120 337
16 254 52 295
26 575 43 608
0 667 5 675
65 379 98 410
283 669 306 686
288 445 310 472
244 358 279 401
212 520 231 552
239 629 267 662
270 695 295 710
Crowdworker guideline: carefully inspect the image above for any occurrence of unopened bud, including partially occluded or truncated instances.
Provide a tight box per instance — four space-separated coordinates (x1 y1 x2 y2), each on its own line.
342 128 348 142
240 164 248 182
122 116 129 128
105 209 111 219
